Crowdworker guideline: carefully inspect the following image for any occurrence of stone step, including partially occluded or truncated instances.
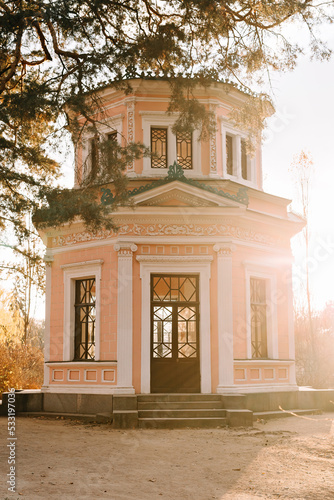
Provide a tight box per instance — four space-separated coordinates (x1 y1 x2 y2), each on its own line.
137 394 222 403
138 401 224 410
138 417 227 429
253 408 321 421
138 408 227 419
17 412 97 422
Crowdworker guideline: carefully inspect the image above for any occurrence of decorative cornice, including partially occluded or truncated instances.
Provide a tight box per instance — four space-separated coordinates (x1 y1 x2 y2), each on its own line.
101 162 249 206
52 223 278 247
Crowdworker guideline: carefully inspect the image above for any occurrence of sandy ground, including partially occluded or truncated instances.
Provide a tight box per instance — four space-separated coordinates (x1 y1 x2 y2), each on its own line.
0 414 334 500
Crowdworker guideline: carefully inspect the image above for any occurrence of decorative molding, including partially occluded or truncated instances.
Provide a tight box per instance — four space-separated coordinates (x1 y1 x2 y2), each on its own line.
137 255 213 263
101 162 249 206
209 103 217 173
126 99 135 172
52 223 278 247
114 242 138 255
213 243 236 256
61 259 104 269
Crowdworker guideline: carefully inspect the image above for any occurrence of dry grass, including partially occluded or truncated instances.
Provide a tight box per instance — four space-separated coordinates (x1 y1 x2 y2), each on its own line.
0 341 44 393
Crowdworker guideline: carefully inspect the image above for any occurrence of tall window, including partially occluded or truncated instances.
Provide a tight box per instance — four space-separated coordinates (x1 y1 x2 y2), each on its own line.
107 131 117 166
74 278 96 360
151 128 167 168
241 138 248 180
176 131 192 169
250 277 268 358
226 134 234 175
89 137 99 176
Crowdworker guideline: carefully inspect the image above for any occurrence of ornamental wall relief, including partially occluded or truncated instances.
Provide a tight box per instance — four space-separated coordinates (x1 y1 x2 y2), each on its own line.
52 223 280 247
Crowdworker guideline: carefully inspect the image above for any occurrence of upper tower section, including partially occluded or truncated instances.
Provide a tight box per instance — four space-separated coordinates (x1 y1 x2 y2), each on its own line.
74 79 270 191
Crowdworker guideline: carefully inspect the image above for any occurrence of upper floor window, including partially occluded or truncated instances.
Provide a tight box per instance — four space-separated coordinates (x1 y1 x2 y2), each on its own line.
107 131 118 166
151 127 193 170
222 121 255 184
241 138 248 180
176 131 192 169
226 134 234 175
151 128 168 168
141 112 200 175
88 136 99 178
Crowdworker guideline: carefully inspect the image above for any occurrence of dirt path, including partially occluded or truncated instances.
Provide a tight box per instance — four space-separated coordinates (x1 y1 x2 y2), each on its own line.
1 414 333 500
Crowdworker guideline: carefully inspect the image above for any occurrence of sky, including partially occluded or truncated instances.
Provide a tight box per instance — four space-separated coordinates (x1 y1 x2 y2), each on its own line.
261 34 334 311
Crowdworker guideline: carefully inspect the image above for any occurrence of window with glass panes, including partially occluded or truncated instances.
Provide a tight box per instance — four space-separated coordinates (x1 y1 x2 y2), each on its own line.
250 277 268 358
176 131 192 169
151 128 167 168
74 278 96 360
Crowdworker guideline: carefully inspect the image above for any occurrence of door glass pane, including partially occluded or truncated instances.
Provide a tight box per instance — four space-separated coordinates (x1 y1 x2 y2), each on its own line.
177 306 197 358
153 306 172 358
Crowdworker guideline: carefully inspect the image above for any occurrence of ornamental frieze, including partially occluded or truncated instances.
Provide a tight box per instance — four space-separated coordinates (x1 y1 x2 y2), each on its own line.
52 223 279 247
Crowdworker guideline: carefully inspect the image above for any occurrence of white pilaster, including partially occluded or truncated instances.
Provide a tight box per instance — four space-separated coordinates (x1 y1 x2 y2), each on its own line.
114 242 137 393
125 98 135 175
287 268 297 386
42 251 53 389
214 244 235 392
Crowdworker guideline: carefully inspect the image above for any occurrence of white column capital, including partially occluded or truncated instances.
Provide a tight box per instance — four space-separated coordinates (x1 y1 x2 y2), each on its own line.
114 242 138 255
43 250 54 267
213 243 236 256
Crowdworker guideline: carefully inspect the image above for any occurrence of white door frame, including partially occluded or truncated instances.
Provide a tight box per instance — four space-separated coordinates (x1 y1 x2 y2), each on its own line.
137 255 213 394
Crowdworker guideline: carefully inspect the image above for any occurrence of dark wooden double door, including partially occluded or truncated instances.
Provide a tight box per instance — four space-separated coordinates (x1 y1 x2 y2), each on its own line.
151 274 200 393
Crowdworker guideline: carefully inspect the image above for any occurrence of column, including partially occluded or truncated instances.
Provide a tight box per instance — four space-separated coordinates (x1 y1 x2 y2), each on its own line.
42 250 53 389
286 267 297 386
214 244 235 392
114 242 137 393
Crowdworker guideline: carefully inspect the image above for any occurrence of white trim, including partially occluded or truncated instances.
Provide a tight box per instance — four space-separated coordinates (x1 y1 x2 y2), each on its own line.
137 255 213 263
51 369 64 382
41 385 134 395
102 369 116 383
218 383 298 394
141 112 201 176
42 258 52 389
244 262 278 360
214 244 235 392
137 257 212 394
234 359 294 365
67 369 80 382
45 361 117 367
114 243 137 394
84 369 97 382
286 268 297 385
63 260 103 362
220 119 257 187
61 259 104 269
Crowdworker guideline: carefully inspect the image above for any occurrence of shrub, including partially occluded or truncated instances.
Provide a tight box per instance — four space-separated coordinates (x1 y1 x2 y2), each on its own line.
0 341 44 394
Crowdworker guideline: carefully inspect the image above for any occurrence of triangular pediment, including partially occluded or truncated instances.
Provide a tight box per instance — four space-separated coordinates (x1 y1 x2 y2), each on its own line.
100 163 249 208
132 181 245 208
